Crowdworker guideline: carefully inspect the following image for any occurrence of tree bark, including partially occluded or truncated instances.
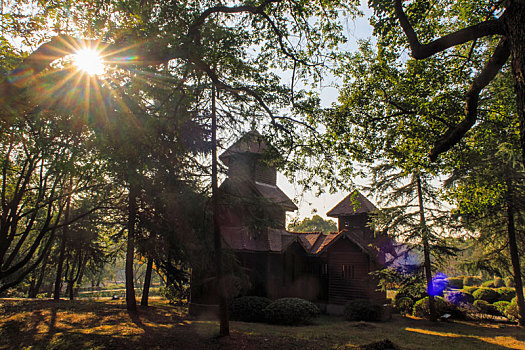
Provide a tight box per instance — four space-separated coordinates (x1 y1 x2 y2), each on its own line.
505 180 525 326
212 85 229 336
416 173 438 321
126 186 138 312
141 258 153 307
505 1 525 174
28 252 49 298
54 179 72 300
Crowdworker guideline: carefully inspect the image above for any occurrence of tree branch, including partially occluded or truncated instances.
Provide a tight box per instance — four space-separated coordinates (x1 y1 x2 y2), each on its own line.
393 0 504 59
429 38 510 161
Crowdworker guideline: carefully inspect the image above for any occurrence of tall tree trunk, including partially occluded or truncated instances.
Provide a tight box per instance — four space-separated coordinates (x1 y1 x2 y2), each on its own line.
28 252 49 298
74 258 86 299
54 180 72 300
126 186 138 312
212 85 229 336
416 173 438 321
141 258 153 307
505 180 525 326
505 1 525 171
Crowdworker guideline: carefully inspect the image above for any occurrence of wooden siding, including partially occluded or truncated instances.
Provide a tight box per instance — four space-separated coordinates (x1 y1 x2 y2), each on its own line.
254 162 276 185
327 237 384 304
338 214 374 241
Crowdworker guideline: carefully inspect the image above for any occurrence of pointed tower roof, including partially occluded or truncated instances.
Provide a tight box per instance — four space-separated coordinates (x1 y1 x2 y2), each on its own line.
326 190 378 217
219 130 270 166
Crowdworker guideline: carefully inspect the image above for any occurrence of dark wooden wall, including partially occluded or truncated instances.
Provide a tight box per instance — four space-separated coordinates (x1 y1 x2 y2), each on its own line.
327 237 385 304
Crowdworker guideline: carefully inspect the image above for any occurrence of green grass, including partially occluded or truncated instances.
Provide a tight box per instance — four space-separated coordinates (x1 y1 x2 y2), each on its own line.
0 298 523 349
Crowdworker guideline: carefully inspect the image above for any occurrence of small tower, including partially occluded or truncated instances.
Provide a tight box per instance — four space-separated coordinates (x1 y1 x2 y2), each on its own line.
218 131 297 228
326 190 377 241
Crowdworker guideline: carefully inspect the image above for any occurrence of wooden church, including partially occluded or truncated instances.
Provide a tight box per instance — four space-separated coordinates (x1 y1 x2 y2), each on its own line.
190 131 387 314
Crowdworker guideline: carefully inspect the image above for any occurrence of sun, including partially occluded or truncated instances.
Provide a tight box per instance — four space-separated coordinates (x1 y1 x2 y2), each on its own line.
74 48 105 76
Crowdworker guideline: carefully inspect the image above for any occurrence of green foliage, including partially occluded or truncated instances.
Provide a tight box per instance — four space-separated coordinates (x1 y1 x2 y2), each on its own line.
394 297 414 316
263 298 320 325
343 299 383 322
394 282 427 307
230 296 272 323
412 297 448 318
473 300 500 317
504 276 515 288
288 215 337 234
493 278 505 288
444 291 474 306
463 276 481 287
446 277 463 289
161 284 189 305
462 286 478 295
494 301 510 316
505 298 519 320
481 280 496 288
472 288 500 303
496 288 516 302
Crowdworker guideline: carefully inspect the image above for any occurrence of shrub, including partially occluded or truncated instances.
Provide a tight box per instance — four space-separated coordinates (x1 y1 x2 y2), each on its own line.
445 291 474 306
463 276 481 287
504 276 515 288
412 296 448 318
446 277 463 289
263 298 320 325
344 299 383 322
505 298 518 320
472 288 500 303
493 278 505 288
481 280 495 288
230 296 272 322
474 300 501 316
394 297 414 316
496 287 515 302
462 286 478 295
393 282 427 307
494 301 510 316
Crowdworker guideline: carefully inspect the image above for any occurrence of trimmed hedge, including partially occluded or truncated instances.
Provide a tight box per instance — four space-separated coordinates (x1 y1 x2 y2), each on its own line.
447 277 463 289
496 287 515 302
230 296 272 322
445 291 474 306
463 276 481 287
263 298 320 325
412 296 448 318
462 286 478 295
395 297 414 316
493 278 505 288
394 283 427 307
474 300 501 316
504 276 515 288
494 301 510 316
344 299 383 322
472 288 500 303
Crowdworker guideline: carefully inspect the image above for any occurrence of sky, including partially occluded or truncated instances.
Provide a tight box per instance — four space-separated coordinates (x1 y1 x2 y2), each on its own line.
277 4 374 223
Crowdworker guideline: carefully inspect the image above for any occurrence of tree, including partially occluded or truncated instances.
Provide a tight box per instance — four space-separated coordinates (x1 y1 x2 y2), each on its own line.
288 215 337 234
369 0 525 167
444 70 525 325
325 40 463 321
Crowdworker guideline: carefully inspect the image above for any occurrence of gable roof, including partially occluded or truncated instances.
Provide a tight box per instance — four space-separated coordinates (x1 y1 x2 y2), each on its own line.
219 131 270 166
219 178 297 212
326 190 377 217
221 226 341 255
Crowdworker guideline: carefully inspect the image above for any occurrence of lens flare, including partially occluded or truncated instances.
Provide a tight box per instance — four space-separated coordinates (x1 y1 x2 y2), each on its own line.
74 48 105 76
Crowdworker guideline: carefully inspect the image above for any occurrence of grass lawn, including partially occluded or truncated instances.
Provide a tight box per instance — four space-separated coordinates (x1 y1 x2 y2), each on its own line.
1 298 524 349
